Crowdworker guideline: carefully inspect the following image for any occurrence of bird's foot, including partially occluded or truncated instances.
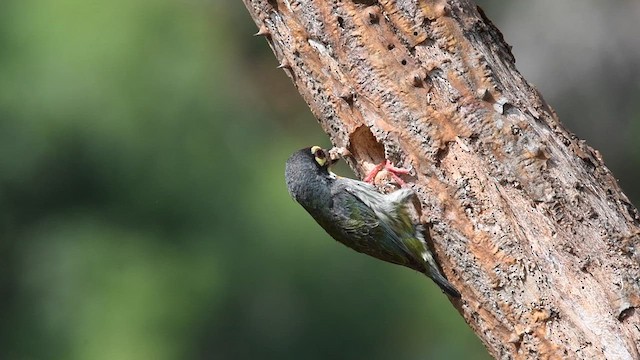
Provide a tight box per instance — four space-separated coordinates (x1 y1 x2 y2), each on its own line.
364 160 411 186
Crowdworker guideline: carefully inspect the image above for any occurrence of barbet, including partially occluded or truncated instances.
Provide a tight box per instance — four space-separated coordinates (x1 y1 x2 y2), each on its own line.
285 146 460 298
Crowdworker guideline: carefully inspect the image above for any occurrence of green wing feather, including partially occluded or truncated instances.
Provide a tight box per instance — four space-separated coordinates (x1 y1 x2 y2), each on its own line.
331 178 425 269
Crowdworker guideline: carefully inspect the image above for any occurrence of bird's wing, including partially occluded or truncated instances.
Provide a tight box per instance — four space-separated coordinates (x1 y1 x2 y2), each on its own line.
343 181 416 222
334 178 418 260
332 188 380 235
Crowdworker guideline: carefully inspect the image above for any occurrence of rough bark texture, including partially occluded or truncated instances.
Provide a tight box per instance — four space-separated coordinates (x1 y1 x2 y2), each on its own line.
242 0 640 358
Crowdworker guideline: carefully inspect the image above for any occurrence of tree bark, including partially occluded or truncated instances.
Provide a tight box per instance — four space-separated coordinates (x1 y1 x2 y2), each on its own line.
242 0 640 358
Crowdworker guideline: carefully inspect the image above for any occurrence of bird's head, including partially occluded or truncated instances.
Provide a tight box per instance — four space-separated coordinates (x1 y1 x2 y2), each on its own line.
285 145 339 201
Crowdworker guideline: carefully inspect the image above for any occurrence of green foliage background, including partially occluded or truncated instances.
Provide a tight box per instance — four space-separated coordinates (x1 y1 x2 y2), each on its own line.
1 0 637 359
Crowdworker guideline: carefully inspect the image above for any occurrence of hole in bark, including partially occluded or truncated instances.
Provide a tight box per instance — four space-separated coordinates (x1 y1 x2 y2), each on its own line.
353 0 377 5
348 125 385 175
435 145 449 164
387 44 395 50
366 7 379 24
619 307 635 321
413 31 418 36
401 59 407 65
337 16 344 28
266 0 278 10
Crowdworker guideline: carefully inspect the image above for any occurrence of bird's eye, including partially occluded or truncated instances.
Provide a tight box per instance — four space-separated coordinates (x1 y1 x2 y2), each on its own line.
310 146 327 166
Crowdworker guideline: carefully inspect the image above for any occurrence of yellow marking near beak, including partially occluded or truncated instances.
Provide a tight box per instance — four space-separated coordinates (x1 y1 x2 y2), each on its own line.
311 146 328 166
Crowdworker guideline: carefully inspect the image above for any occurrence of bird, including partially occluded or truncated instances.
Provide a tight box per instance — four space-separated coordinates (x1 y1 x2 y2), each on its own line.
285 145 461 298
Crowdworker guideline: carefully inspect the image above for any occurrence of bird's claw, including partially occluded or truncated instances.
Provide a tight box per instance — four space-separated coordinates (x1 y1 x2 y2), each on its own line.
364 160 411 187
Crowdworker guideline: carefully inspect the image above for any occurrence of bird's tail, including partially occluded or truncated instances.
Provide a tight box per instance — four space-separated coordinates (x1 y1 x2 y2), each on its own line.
421 247 461 298
428 269 461 298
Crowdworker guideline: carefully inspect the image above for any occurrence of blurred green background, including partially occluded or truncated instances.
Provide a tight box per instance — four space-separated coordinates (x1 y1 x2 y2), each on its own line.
1 0 638 359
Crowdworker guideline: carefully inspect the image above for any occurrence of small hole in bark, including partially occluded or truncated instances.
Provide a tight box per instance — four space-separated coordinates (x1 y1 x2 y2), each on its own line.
353 0 377 5
401 59 407 65
413 31 418 36
266 0 278 10
618 307 635 321
337 16 344 28
387 44 395 50
366 8 379 24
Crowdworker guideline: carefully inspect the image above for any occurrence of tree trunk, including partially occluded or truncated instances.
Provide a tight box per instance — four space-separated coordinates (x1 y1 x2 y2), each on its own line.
242 0 640 358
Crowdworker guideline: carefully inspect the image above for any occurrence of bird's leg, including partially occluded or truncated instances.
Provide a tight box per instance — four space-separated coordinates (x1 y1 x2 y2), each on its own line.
363 162 386 183
364 160 410 186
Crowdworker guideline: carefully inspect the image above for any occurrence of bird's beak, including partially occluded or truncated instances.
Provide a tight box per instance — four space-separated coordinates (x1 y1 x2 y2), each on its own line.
328 147 350 165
